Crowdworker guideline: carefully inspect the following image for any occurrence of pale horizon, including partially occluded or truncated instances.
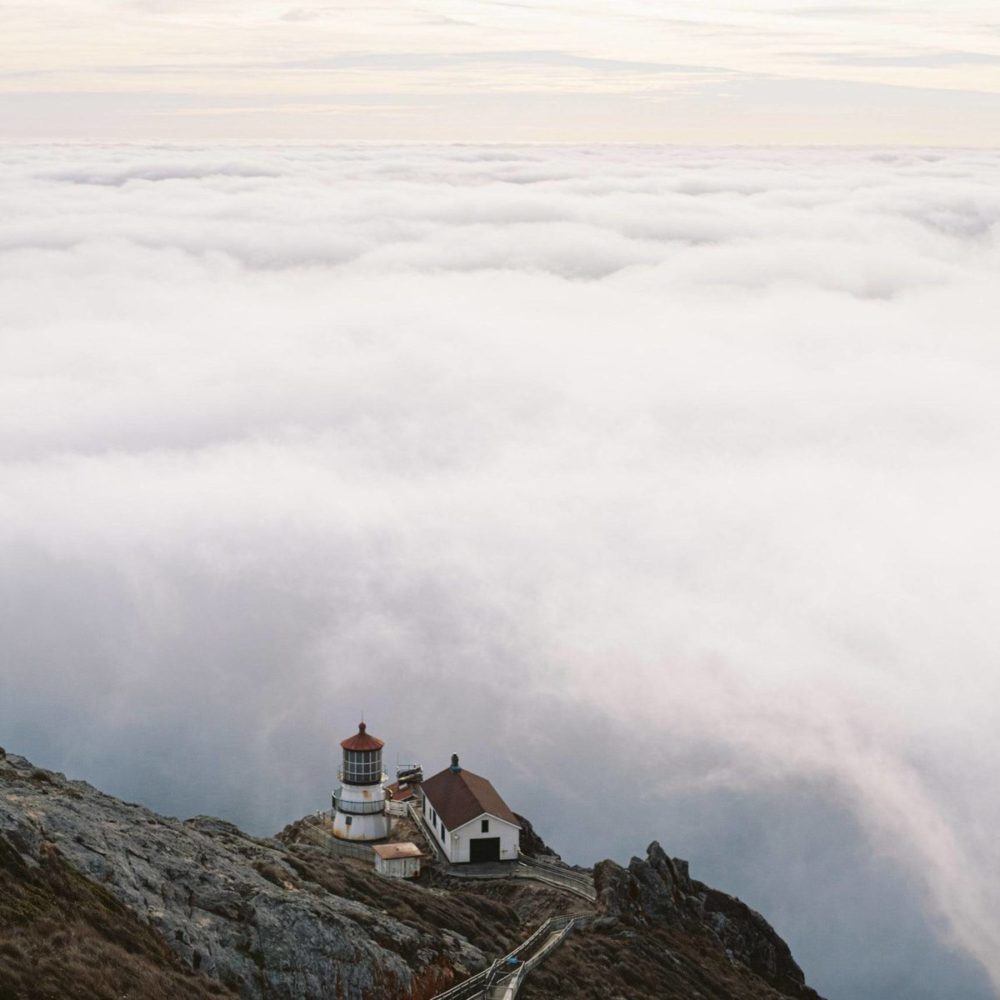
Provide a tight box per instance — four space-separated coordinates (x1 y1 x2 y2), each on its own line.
3 0 999 145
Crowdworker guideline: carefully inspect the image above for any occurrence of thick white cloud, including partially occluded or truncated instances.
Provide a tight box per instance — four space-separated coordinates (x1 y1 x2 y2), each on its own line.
2 144 1000 998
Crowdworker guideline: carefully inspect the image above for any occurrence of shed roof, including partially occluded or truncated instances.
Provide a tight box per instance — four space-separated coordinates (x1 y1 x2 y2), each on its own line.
421 761 520 832
372 842 423 860
386 781 417 802
340 722 384 751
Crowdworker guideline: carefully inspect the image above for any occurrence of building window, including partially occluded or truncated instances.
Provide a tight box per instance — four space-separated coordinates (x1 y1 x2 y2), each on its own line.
481 819 489 833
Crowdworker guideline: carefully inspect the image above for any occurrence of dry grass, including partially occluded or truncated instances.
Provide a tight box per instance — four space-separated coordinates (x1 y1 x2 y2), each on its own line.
279 841 530 958
0 837 235 1000
519 921 811 1000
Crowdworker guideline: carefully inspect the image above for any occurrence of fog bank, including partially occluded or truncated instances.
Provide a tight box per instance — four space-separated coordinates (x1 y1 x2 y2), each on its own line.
2 144 1000 999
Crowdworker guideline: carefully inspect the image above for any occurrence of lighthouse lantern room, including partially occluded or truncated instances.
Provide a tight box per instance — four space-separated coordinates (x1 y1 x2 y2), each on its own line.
333 721 391 841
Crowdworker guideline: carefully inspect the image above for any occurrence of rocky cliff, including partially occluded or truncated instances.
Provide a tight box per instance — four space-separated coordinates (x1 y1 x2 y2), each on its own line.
0 748 825 1000
519 843 823 1000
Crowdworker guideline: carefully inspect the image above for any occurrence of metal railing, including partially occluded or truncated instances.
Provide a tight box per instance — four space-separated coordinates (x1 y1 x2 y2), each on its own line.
408 801 449 863
332 790 387 815
515 854 596 902
487 915 582 999
430 912 590 1000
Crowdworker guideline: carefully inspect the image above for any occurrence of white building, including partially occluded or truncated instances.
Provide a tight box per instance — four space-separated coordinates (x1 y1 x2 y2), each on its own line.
332 721 391 842
421 754 520 864
373 842 423 879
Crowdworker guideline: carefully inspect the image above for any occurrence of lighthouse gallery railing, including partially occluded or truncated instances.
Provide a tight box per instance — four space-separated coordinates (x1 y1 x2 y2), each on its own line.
332 788 387 815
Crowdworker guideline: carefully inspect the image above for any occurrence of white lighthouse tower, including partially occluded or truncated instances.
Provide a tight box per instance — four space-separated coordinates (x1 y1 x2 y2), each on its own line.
332 721 391 841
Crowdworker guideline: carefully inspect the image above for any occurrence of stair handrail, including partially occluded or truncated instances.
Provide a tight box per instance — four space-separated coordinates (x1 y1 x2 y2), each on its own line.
430 911 591 1000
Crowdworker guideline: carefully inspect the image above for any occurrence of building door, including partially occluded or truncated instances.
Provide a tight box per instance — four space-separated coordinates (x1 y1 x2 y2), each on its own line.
469 837 501 863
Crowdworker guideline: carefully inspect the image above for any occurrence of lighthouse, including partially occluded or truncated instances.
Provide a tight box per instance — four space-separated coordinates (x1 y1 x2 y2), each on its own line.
332 721 390 841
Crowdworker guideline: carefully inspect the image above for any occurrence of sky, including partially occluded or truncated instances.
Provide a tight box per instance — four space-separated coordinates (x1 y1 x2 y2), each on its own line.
2 143 1000 1000
2 0 1000 143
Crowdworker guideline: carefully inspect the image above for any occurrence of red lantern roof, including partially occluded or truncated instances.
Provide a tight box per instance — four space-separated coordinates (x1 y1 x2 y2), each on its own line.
340 721 384 751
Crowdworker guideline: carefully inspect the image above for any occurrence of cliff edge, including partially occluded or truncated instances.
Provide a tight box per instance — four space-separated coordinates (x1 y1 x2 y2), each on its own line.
0 748 825 1000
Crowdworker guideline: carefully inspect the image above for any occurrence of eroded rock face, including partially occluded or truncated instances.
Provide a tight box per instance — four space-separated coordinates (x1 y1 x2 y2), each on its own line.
594 841 821 1000
0 753 484 1000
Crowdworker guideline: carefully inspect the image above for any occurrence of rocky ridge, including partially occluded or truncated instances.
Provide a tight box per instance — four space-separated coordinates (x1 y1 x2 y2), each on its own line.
0 749 518 999
0 748 825 1000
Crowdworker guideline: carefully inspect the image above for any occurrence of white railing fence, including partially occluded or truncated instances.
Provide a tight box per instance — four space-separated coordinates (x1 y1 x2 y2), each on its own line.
407 801 449 863
429 912 590 1000
515 854 596 902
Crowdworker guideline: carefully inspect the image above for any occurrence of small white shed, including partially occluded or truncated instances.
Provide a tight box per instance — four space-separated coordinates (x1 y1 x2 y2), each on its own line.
373 842 423 879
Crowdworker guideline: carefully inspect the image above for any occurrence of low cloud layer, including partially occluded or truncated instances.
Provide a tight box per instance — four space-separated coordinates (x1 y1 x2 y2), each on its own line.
2 144 1000 999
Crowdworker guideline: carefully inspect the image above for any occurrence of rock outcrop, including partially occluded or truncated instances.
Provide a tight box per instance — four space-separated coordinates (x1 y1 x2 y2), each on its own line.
515 812 559 860
520 842 824 1000
596 841 820 998
0 805 235 1000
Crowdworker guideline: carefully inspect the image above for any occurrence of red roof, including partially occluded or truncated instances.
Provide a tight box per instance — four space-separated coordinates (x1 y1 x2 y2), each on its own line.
421 760 520 831
386 781 417 802
340 722 384 751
